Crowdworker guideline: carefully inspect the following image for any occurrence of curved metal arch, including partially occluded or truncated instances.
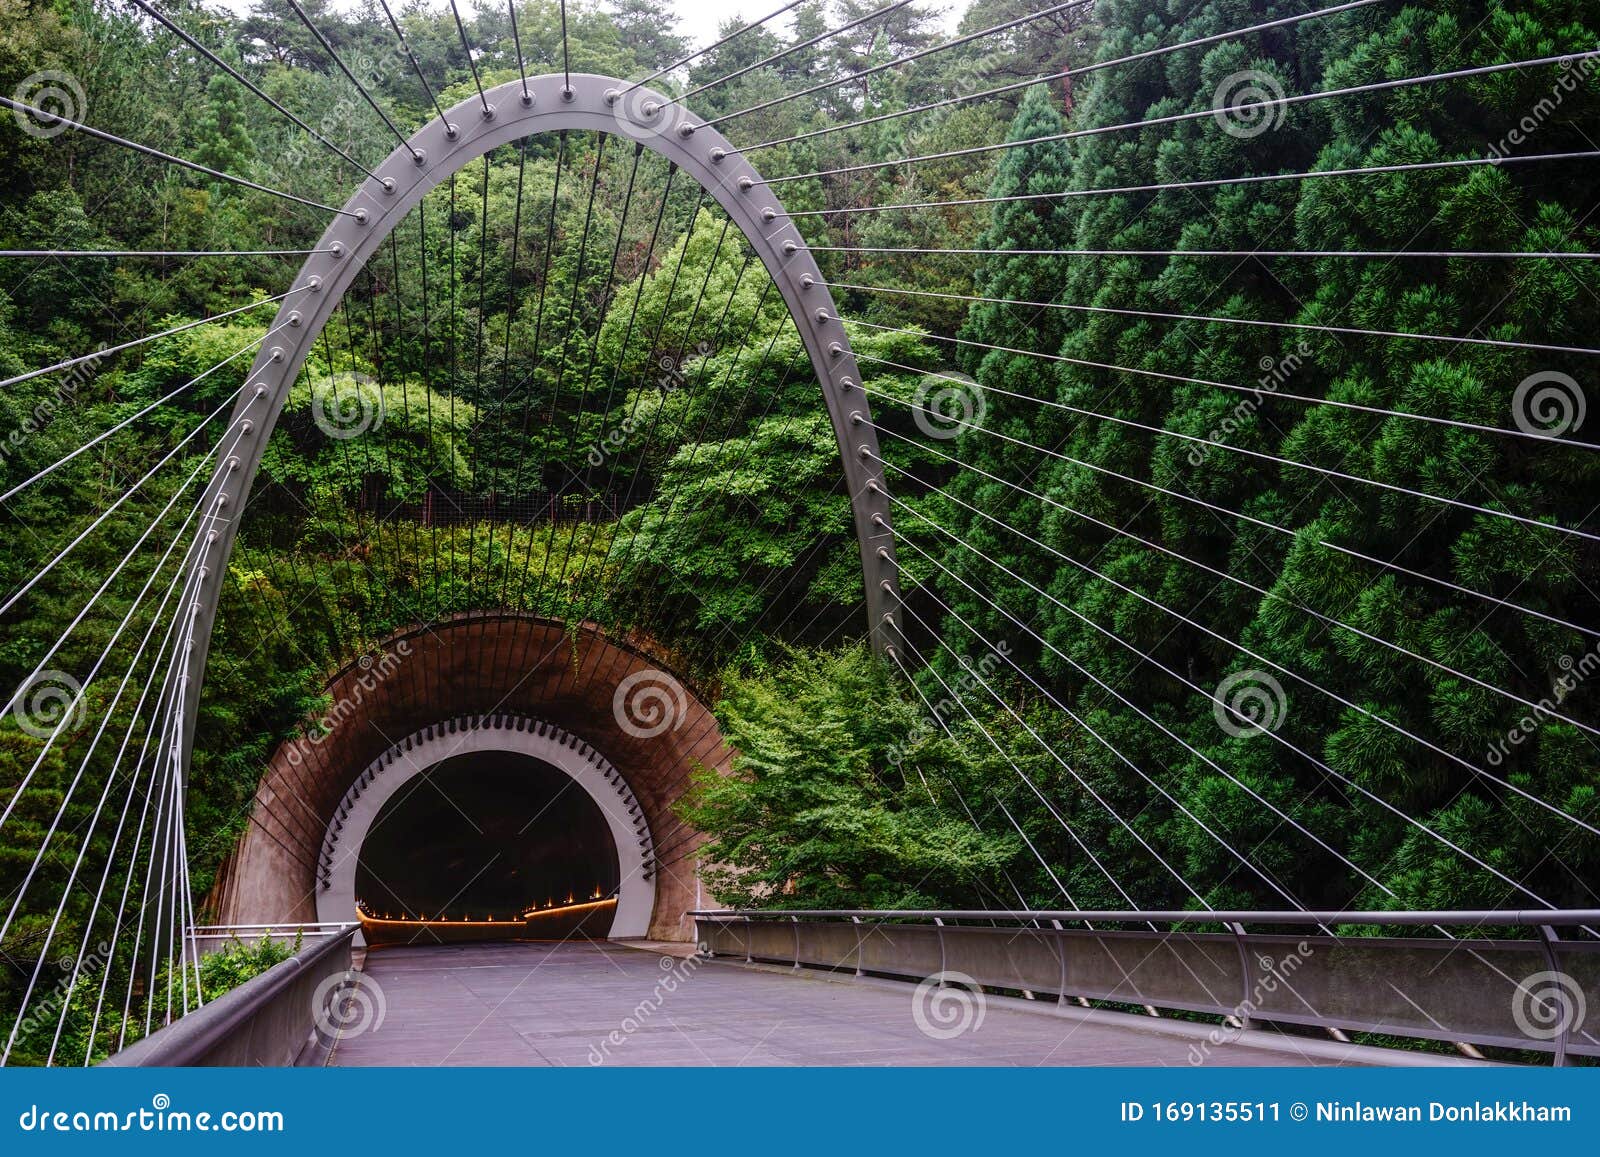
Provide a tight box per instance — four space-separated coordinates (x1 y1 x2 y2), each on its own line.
174 73 902 781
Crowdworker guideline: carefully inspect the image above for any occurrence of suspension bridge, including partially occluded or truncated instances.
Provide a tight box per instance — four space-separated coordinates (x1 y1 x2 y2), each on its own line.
0 0 1597 1067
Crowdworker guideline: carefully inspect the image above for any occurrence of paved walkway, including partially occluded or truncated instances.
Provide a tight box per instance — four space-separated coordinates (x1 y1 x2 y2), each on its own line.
326 940 1367 1067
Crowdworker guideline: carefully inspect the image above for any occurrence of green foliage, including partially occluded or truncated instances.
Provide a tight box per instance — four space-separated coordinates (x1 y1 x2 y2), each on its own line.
678 644 1018 908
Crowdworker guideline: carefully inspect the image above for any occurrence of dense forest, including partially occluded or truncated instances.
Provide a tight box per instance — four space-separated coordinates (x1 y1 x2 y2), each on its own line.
1 0 1598 1062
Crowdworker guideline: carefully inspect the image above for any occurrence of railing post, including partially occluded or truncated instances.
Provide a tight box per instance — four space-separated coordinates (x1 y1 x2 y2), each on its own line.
744 915 753 964
852 915 864 977
934 916 946 981
1052 918 1068 1006
791 914 801 969
1537 924 1570 1067
1227 921 1252 1032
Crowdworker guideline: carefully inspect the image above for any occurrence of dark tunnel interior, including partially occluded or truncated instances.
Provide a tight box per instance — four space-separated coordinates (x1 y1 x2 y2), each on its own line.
355 749 620 932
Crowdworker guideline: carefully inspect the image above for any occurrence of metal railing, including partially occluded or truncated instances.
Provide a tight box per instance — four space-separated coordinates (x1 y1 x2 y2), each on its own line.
104 924 359 1067
692 910 1600 1064
187 922 355 956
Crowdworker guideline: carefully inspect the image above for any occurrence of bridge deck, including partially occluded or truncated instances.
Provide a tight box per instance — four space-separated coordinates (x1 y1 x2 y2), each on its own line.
325 941 1364 1067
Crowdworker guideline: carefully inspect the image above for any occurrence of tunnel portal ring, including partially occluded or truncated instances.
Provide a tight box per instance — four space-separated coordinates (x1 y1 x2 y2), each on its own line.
175 72 902 777
316 714 656 939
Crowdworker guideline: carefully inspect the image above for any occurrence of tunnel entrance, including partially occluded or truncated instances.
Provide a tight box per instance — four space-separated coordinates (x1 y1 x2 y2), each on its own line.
354 749 621 945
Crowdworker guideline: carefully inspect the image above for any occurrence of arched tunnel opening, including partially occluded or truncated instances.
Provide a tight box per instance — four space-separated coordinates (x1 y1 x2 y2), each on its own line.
354 749 621 946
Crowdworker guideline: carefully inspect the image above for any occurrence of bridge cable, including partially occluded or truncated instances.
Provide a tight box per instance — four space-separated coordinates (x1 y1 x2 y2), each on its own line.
844 317 1600 449
377 0 454 126
892 575 1537 941
0 500 219 1061
0 95 352 217
792 149 1600 227
549 162 690 628
559 0 571 92
448 0 493 117
700 0 1093 131
0 248 328 259
128 0 383 182
890 595 1229 914
741 0 1381 154
547 141 652 647
886 520 1580 919
889 556 1329 916
544 146 655 634
825 280 1600 360
0 465 240 948
284 0 419 159
569 285 800 674
522 135 627 620
760 49 1600 184
608 261 811 642
867 418 1600 746
519 180 703 612
617 0 811 97
874 471 1600 851
855 355 1600 546
891 633 1155 915
0 284 308 393
889 476 1587 915
497 134 574 621
515 145 659 614
676 0 919 106
507 0 533 105
577 215 742 617
0 323 281 503
884 642 1083 910
0 380 255 662
813 243 1600 261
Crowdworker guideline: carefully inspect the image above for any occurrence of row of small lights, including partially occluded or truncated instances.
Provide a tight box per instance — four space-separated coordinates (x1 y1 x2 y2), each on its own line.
355 887 613 924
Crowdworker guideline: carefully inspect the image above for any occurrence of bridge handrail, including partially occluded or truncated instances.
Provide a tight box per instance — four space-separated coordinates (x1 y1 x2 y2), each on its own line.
691 909 1600 927
693 910 1600 1063
102 924 359 1067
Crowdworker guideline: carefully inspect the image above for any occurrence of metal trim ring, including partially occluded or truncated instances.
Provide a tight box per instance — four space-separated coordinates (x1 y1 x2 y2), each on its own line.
171 73 902 782
315 714 656 940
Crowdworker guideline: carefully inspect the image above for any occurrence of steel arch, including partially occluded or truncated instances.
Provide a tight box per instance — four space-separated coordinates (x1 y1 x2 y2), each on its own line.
171 73 903 780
